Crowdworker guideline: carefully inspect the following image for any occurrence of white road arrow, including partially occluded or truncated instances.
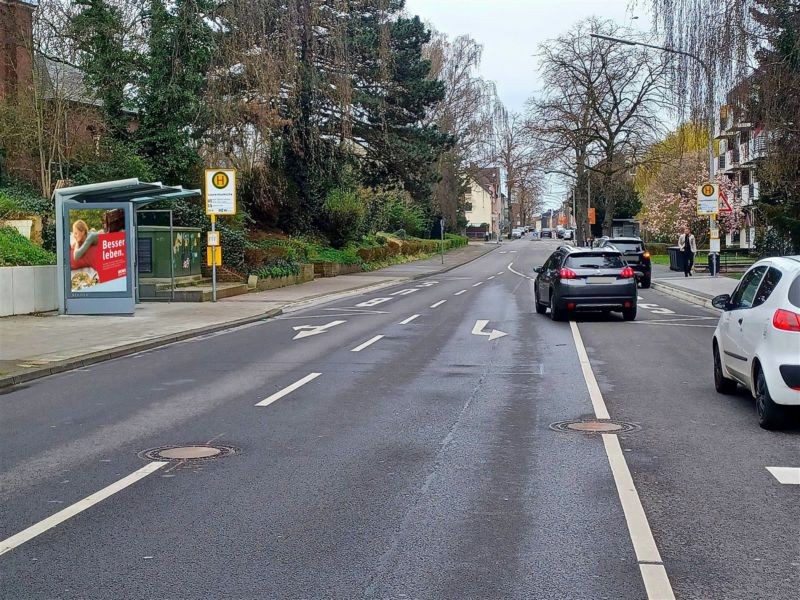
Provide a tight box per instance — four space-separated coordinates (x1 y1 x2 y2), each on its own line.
471 320 508 341
292 320 346 340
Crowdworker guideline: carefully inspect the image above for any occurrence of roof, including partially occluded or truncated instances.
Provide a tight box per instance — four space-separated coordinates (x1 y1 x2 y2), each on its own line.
58 180 200 206
471 167 500 196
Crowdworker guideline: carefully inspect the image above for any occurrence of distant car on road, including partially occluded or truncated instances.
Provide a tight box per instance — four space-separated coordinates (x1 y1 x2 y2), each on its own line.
511 227 524 239
533 245 638 321
711 256 800 429
596 237 652 288
562 228 574 241
540 228 553 238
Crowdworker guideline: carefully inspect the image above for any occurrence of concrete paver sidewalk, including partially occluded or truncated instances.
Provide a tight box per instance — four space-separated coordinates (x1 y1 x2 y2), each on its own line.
0 243 493 386
651 263 738 308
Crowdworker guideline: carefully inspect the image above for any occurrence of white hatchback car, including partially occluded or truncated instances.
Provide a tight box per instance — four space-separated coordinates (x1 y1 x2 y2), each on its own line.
711 256 800 429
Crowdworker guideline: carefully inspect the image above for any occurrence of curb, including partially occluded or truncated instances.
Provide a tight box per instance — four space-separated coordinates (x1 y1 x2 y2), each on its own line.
651 280 720 312
0 245 496 390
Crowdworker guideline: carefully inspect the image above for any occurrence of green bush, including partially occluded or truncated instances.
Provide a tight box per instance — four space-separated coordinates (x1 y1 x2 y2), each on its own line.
0 226 56 266
324 188 365 248
251 259 301 279
72 141 154 185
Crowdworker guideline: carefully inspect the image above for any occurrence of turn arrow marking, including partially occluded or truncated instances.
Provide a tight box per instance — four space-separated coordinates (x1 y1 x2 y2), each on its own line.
292 320 346 340
471 320 508 341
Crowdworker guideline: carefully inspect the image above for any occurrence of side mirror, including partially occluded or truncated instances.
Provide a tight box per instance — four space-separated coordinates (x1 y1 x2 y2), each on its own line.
533 266 543 273
712 294 731 311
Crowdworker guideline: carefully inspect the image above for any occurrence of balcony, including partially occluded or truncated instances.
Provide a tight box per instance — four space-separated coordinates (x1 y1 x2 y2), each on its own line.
726 148 741 171
750 135 766 161
741 185 750 206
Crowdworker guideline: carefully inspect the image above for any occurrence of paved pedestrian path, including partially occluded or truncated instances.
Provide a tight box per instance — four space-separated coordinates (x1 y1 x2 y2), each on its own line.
651 263 738 308
0 243 494 387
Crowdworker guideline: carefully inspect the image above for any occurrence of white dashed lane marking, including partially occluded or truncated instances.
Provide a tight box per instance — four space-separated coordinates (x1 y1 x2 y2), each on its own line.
257 373 322 407
399 315 419 325
430 300 447 308
454 290 467 296
350 335 384 352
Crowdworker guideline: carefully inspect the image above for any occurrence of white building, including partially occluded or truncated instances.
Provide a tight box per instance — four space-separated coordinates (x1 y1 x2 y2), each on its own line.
464 167 501 238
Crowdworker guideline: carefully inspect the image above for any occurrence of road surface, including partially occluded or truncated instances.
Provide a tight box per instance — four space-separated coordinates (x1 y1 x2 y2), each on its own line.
1 239 798 599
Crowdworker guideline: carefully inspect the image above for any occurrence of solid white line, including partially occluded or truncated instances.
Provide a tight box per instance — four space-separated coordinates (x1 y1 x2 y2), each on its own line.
454 290 467 296
256 372 321 406
602 435 665 566
639 564 676 600
507 262 534 280
0 461 168 556
430 300 447 308
351 335 384 352
766 466 800 485
472 282 483 287
568 321 610 420
399 314 420 325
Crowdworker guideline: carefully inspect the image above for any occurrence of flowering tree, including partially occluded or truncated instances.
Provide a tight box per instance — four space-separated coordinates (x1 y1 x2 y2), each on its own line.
640 149 742 244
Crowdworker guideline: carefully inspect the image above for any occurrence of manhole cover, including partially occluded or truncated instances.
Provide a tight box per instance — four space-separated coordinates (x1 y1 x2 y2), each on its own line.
550 420 640 434
139 444 238 462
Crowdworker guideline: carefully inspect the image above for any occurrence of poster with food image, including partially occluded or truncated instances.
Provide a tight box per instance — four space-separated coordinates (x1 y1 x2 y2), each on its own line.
68 208 127 293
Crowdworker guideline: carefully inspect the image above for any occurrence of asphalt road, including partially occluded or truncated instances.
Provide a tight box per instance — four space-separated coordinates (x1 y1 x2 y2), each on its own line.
1 238 798 599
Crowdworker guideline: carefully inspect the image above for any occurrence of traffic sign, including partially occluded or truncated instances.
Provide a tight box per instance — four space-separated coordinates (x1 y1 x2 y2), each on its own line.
697 183 719 216
207 231 220 246
205 168 237 215
206 246 222 266
718 189 732 213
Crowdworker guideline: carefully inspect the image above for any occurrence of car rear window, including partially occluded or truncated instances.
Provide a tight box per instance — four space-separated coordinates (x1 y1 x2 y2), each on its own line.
565 253 625 269
789 274 800 309
608 241 643 253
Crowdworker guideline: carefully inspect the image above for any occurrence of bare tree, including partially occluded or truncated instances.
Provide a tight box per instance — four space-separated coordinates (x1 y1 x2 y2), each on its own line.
528 19 670 236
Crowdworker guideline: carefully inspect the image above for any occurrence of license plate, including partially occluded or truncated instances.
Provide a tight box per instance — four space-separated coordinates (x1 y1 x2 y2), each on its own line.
587 276 615 284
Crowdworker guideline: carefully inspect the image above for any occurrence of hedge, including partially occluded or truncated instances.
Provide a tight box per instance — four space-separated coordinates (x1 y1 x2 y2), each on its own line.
0 226 56 266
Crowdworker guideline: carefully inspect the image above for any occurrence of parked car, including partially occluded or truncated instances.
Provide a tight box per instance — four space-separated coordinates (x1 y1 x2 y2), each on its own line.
533 246 638 321
540 228 553 238
562 228 574 241
711 256 800 429
596 237 652 288
511 227 524 239
555 226 566 239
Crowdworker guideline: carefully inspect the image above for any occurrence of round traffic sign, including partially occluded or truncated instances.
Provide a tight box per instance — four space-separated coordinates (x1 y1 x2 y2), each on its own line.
212 171 230 189
701 183 715 197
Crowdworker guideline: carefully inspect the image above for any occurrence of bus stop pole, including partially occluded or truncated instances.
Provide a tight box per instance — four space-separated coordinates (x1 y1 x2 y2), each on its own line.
211 214 217 302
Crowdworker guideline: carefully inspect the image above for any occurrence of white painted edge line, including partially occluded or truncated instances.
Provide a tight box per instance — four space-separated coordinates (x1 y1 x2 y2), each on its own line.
0 461 168 557
472 282 483 287
507 262 534 280
399 314 420 325
766 466 800 485
430 300 447 308
256 372 321 406
454 290 467 296
602 434 665 566
639 564 675 600
351 335 384 352
497 271 504 275
568 321 611 420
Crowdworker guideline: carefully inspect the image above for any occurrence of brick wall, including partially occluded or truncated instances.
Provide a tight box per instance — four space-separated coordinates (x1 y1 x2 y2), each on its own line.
0 0 35 101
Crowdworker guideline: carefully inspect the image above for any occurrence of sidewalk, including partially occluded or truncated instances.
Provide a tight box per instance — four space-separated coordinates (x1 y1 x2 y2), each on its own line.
0 243 494 387
650 263 738 309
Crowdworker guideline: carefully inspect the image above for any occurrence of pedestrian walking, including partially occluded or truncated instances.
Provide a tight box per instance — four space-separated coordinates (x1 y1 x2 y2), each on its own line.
678 226 697 277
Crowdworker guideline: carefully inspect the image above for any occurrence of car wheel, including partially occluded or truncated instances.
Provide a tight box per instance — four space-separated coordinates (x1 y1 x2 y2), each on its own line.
713 344 737 394
549 290 564 321
534 288 547 314
640 276 651 289
622 305 637 321
755 367 785 430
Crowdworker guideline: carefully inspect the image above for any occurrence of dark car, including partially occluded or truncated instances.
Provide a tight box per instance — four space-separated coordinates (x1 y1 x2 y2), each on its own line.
533 246 638 321
597 237 652 288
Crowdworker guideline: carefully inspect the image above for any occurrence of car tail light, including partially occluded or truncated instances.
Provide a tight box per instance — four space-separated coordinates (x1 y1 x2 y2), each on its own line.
643 251 651 259
559 268 577 279
620 266 635 278
773 309 800 332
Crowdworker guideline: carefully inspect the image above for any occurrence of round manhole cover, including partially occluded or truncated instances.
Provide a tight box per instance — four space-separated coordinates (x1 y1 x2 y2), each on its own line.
550 420 640 434
139 444 238 462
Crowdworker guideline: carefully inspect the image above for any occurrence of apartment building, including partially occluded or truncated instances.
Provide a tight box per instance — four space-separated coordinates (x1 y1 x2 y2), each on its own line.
464 167 501 238
714 101 764 249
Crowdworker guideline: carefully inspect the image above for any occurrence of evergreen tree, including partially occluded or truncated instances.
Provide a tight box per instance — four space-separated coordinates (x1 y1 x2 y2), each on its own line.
70 0 135 141
137 0 216 184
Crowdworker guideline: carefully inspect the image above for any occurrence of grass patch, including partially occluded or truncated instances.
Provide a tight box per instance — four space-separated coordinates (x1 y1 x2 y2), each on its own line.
0 226 56 266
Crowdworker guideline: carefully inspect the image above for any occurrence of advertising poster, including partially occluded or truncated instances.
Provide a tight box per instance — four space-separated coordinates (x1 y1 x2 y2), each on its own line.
68 208 127 293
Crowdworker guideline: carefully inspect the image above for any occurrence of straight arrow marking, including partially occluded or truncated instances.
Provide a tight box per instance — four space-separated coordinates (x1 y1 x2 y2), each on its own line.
766 467 800 485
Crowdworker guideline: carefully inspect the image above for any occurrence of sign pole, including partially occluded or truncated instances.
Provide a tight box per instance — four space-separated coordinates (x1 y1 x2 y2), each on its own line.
211 214 217 302
440 217 445 265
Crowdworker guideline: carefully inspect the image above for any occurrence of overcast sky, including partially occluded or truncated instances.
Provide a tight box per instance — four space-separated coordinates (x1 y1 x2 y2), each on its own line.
404 0 655 208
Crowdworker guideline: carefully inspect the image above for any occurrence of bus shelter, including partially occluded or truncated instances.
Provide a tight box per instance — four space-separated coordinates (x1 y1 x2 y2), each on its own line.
55 179 200 315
